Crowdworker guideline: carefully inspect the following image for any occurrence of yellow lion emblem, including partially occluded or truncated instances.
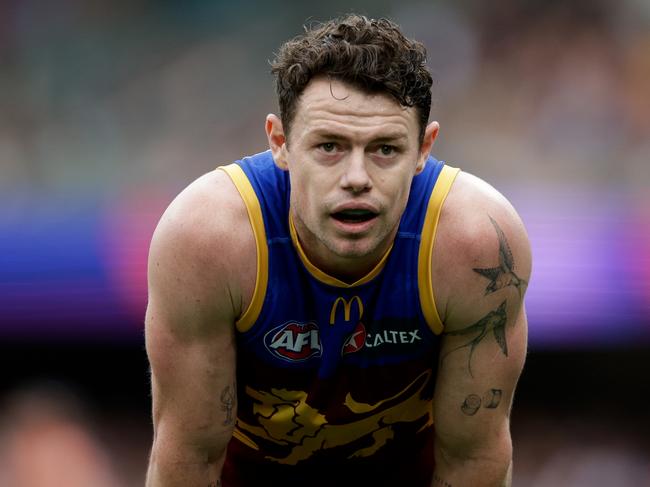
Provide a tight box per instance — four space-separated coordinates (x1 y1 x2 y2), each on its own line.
234 370 433 465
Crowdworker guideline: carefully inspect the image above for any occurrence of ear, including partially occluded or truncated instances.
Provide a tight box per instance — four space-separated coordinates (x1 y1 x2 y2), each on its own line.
415 121 440 174
266 114 288 170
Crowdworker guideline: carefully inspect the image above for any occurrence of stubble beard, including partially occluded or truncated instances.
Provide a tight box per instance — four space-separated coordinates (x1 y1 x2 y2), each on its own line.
305 213 397 266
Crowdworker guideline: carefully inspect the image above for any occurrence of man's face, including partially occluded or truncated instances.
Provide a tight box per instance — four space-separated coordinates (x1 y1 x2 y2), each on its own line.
267 77 438 279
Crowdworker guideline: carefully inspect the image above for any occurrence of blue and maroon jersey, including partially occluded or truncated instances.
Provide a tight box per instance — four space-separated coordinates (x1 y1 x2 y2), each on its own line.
218 150 459 487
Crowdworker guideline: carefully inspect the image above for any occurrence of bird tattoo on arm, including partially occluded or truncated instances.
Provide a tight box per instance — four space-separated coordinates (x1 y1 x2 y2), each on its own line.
442 300 508 378
441 216 525 377
472 216 527 296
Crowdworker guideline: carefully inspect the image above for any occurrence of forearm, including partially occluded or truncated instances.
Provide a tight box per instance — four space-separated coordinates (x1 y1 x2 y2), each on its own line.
432 446 512 487
145 437 227 487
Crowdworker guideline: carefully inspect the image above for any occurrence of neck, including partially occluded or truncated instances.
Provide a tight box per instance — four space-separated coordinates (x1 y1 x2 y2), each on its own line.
289 213 395 285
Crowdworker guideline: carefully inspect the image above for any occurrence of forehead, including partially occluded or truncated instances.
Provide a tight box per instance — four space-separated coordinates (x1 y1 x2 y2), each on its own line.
291 77 419 140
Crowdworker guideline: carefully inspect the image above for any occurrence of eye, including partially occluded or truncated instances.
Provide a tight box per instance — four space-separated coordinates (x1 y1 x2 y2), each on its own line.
320 142 337 153
379 145 396 156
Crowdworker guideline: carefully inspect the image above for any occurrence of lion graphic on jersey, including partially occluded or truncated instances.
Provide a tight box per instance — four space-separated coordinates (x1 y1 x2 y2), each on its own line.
234 370 433 465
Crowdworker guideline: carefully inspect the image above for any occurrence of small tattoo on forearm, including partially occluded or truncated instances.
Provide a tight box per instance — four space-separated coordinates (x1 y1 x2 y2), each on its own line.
442 300 508 377
433 474 452 487
473 216 527 296
461 394 481 416
483 388 502 408
461 388 503 415
221 381 236 426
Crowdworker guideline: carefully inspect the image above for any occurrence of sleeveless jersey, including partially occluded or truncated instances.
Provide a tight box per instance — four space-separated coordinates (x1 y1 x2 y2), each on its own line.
218 150 459 487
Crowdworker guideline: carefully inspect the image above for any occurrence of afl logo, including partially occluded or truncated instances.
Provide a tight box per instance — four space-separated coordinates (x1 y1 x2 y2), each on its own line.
264 321 322 362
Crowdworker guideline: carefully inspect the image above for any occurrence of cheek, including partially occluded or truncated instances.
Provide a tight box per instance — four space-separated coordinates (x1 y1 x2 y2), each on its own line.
289 172 318 217
387 178 414 215
290 163 333 206
389 174 413 199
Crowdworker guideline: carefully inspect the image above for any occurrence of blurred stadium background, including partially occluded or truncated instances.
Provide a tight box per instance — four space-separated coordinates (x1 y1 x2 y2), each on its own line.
1 0 649 485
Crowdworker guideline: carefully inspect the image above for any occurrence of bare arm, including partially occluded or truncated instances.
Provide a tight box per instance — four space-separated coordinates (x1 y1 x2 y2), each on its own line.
145 171 254 486
431 172 531 487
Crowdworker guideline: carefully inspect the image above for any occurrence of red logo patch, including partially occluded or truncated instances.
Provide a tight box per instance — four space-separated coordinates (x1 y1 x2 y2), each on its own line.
264 321 322 362
342 322 367 355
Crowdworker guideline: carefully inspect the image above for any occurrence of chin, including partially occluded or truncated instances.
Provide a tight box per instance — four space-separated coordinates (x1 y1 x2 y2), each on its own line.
328 238 383 260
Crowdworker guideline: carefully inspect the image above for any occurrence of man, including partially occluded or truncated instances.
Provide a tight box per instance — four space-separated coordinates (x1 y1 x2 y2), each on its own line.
145 14 530 487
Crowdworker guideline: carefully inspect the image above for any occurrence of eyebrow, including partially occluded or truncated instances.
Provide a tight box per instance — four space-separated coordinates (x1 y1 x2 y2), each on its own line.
306 129 409 143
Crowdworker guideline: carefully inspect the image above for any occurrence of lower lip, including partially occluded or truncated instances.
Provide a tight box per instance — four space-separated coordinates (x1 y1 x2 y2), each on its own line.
330 215 379 234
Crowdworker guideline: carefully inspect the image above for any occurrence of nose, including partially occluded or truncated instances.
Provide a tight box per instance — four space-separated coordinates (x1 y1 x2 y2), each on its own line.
340 150 372 193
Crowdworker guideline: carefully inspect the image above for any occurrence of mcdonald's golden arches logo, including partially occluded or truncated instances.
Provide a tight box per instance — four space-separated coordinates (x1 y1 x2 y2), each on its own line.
329 296 364 325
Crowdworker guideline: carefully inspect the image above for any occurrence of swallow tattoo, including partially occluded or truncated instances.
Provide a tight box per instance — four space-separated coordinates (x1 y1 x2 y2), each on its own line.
442 300 508 377
473 216 527 296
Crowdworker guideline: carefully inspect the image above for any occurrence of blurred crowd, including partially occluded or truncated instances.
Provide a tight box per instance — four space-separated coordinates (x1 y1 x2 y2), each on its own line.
0 384 126 487
1 0 648 194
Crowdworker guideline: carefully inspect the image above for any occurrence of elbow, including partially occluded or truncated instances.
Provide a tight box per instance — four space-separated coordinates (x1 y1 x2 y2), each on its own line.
146 435 230 487
435 431 513 483
150 428 231 469
437 442 512 470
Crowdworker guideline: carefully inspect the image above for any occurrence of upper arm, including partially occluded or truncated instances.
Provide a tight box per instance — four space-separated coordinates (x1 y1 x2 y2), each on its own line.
145 169 254 461
431 171 531 463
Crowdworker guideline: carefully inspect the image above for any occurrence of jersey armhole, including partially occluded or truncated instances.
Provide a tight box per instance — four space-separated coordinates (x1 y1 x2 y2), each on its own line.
418 165 461 335
218 164 268 333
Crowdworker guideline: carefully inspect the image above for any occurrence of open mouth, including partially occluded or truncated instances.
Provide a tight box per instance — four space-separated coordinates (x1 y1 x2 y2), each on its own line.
331 209 378 224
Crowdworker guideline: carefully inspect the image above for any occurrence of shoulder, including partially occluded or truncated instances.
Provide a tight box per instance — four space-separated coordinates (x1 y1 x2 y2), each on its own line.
151 168 251 256
432 171 532 329
436 171 530 262
147 167 257 330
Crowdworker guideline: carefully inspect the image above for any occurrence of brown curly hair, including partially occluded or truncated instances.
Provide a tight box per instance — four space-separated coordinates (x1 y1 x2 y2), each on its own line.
271 14 433 143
